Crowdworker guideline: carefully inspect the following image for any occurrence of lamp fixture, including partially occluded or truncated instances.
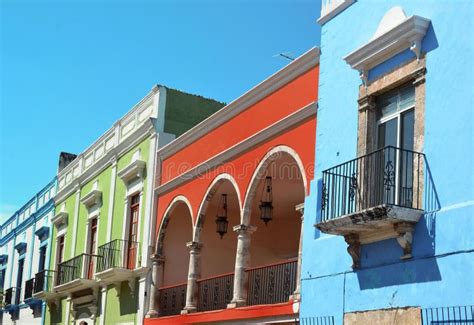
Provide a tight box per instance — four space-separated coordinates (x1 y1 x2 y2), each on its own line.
215 194 229 239
259 176 273 225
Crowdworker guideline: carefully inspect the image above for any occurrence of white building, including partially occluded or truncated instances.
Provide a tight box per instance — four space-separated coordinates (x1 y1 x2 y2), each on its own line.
0 178 56 324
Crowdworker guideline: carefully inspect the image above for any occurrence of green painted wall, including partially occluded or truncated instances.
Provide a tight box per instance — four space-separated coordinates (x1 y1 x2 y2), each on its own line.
163 87 225 137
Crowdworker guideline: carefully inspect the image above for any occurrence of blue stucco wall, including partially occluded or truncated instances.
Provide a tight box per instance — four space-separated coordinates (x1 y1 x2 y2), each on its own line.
301 1 474 323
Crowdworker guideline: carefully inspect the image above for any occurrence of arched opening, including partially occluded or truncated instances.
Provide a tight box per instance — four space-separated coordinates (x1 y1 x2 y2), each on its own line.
244 148 306 305
194 175 241 311
156 197 193 316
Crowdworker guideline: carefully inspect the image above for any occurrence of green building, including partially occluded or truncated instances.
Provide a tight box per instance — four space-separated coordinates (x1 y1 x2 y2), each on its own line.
36 85 224 325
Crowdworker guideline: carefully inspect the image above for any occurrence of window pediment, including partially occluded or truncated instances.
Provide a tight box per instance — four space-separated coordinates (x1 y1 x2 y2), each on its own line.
81 189 103 208
52 210 68 228
344 7 430 81
118 160 146 183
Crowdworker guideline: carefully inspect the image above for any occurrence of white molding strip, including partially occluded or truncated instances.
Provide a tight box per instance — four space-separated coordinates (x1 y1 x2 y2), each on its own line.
318 0 355 25
157 47 320 160
55 118 156 204
155 101 317 196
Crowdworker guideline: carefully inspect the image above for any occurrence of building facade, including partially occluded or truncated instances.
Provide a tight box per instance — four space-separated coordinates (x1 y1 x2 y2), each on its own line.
145 48 319 324
0 178 56 324
38 86 224 325
301 1 474 324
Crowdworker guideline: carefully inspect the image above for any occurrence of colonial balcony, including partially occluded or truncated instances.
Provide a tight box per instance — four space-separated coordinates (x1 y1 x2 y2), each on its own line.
24 278 35 301
316 146 427 266
157 260 297 316
33 270 58 300
4 287 20 310
95 239 146 292
55 253 101 294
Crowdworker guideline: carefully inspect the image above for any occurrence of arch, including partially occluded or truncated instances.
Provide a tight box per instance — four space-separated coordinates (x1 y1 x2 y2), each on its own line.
242 145 308 226
155 195 194 256
193 173 242 243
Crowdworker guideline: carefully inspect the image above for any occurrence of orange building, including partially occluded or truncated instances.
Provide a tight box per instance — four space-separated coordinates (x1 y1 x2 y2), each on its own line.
145 47 319 324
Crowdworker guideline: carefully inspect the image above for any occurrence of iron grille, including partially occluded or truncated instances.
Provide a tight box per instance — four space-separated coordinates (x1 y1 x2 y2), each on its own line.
57 253 101 286
197 273 234 312
96 239 140 272
422 306 474 324
247 259 297 306
34 269 56 294
321 146 425 221
158 283 187 316
300 316 335 325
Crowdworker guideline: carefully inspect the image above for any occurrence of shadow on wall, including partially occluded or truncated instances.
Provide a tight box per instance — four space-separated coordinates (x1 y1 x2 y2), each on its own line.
357 157 442 289
119 279 139 316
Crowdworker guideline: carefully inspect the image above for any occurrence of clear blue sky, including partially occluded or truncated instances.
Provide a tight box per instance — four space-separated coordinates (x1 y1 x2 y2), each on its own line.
0 0 321 223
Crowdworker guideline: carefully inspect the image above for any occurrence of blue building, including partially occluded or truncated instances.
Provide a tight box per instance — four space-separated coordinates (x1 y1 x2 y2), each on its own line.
0 178 56 324
301 1 473 324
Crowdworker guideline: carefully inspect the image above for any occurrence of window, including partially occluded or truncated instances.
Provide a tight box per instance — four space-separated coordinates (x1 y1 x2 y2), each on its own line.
57 235 65 266
38 246 47 272
127 194 140 269
16 259 24 304
87 218 98 279
376 84 416 207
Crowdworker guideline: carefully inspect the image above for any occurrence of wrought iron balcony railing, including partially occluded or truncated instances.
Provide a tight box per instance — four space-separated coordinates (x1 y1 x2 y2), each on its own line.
158 283 187 316
4 287 19 306
197 273 234 312
247 259 297 306
321 146 425 221
96 239 140 273
57 253 101 286
24 278 35 300
34 270 56 294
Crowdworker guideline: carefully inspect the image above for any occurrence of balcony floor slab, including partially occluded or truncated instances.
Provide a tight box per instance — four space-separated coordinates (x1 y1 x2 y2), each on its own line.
316 204 424 244
54 278 99 294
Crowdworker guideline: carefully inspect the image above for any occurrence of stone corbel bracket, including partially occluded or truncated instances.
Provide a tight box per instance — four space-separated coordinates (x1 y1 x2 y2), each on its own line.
395 222 415 259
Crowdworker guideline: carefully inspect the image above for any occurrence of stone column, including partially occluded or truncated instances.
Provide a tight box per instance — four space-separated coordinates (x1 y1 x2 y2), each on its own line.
291 203 305 302
146 254 165 318
181 241 202 314
228 224 256 308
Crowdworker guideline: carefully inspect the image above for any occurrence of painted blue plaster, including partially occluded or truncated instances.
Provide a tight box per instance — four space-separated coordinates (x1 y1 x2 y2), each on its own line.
302 1 474 323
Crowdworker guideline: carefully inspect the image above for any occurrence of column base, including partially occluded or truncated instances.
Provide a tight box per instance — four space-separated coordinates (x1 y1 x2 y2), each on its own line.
145 310 159 318
227 300 246 309
181 306 197 314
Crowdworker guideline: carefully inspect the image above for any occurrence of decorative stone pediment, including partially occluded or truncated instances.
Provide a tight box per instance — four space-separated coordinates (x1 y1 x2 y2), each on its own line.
81 189 102 208
344 7 430 81
52 210 68 228
0 254 8 264
117 160 146 183
15 242 27 254
35 226 50 241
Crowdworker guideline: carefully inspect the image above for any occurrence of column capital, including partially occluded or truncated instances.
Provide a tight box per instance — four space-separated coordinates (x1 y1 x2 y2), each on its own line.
151 254 165 265
186 241 202 252
233 224 257 235
295 203 305 218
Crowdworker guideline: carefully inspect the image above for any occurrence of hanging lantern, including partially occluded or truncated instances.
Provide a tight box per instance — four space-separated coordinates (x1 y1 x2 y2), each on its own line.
215 194 229 239
259 176 273 225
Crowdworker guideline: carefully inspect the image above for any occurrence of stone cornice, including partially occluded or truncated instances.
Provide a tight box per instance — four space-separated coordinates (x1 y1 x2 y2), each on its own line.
117 160 147 183
155 101 317 196
344 14 430 76
81 189 103 208
157 47 320 160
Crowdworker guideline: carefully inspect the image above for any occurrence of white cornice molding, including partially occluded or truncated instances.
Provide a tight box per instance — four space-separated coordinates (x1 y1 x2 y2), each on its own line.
81 189 102 208
57 86 159 193
344 8 430 82
52 211 68 228
55 118 155 204
157 47 320 160
155 101 317 195
117 160 146 183
318 0 355 25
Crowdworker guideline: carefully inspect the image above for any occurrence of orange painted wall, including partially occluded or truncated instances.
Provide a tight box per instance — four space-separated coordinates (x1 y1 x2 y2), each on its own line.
160 65 319 184
155 118 316 238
